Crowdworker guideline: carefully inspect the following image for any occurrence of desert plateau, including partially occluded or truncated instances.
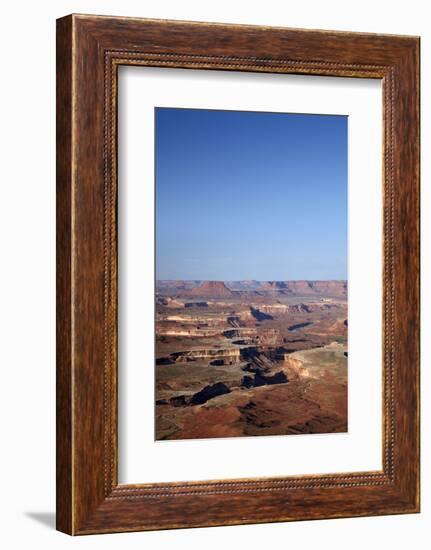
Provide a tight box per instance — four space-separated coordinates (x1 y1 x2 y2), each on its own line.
155 280 348 440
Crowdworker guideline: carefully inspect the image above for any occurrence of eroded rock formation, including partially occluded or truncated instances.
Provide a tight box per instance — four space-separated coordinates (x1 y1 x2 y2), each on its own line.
190 281 234 297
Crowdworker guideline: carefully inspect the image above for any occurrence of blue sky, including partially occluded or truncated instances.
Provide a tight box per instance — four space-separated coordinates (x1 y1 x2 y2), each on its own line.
155 107 347 281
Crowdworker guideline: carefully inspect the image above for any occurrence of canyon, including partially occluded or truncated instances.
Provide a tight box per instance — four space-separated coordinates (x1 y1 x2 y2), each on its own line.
155 280 348 440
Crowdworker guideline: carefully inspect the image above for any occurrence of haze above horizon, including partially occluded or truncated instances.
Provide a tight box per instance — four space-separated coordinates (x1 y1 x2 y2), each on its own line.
156 108 347 281
156 278 347 282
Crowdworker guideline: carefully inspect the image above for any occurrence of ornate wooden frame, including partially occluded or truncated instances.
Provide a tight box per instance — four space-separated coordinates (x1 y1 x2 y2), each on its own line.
56 14 420 534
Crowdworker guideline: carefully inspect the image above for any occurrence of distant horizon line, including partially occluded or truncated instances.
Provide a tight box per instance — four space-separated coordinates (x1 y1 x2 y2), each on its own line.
157 279 347 282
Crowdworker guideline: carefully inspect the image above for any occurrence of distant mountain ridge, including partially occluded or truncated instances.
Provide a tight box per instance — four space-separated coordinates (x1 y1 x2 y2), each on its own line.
157 280 347 297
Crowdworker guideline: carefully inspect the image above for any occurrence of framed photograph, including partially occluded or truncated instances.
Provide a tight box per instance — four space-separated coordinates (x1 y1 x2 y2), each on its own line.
56 14 420 534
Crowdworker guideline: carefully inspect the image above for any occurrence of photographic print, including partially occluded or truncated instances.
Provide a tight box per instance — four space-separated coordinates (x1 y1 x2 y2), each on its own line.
155 107 348 441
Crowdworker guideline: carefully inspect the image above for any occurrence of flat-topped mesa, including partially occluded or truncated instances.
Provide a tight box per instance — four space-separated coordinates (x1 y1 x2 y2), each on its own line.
191 280 234 297
157 279 347 297
226 280 261 291
157 327 222 338
171 347 241 363
280 280 347 296
260 281 287 291
254 280 347 297
309 280 347 295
